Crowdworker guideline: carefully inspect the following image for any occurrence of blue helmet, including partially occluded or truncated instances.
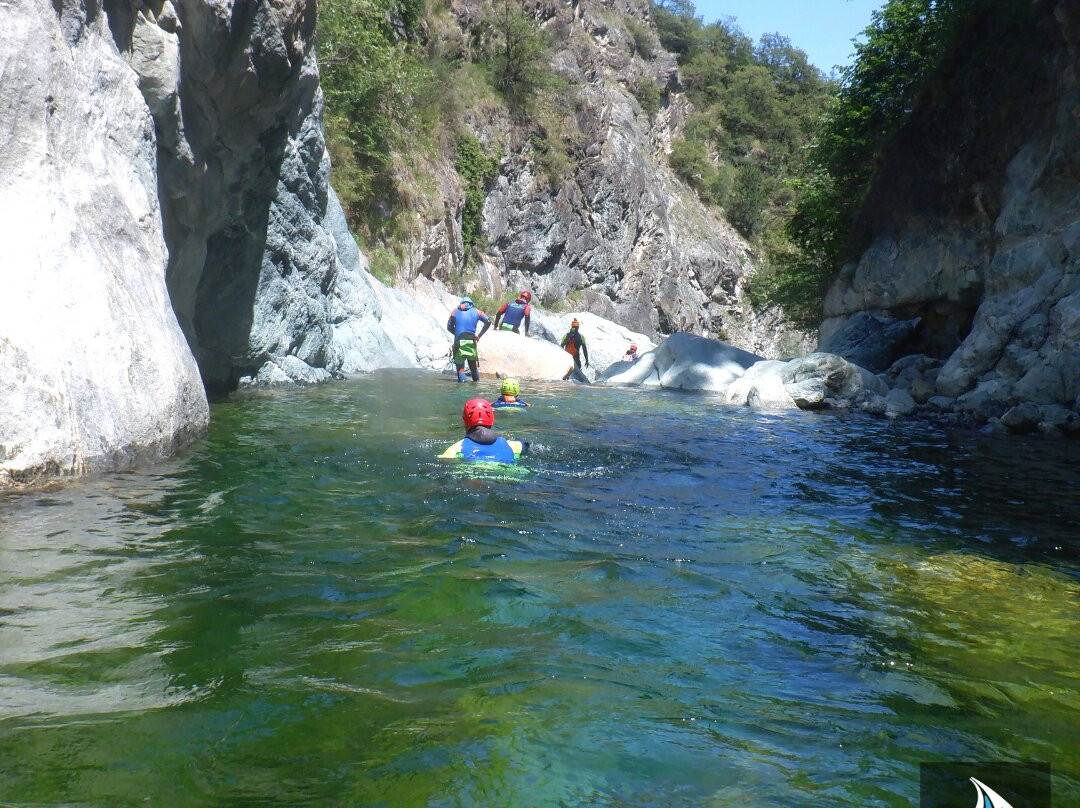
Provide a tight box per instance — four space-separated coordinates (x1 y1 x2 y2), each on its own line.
459 296 474 309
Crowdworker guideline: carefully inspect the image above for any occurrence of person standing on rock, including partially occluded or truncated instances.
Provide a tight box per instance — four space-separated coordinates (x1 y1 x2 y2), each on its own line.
493 290 533 336
447 296 491 383
560 319 589 374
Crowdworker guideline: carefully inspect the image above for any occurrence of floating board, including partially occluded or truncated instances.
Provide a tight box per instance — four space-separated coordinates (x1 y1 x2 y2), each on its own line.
437 439 527 460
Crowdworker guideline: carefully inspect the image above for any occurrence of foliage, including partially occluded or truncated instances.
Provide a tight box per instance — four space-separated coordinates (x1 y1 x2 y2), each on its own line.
453 133 500 256
625 18 656 59
727 163 768 239
631 77 662 117
316 0 432 240
650 0 831 243
478 0 553 109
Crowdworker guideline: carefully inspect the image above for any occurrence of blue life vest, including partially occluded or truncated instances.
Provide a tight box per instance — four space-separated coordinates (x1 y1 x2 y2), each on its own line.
460 436 518 463
502 300 527 327
452 304 486 338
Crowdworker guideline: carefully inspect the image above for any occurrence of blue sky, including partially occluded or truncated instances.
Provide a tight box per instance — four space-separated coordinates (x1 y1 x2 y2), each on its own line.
689 0 885 74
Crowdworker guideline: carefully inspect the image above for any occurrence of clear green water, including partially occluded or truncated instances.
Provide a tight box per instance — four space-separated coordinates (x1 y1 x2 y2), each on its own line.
1 370 1078 807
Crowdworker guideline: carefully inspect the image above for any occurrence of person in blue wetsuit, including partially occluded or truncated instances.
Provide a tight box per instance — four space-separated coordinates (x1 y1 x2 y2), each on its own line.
446 296 491 382
438 398 526 463
492 377 530 409
494 290 532 336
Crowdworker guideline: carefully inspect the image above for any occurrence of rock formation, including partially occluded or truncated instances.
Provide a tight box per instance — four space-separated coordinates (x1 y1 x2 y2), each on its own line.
820 1 1080 436
0 0 208 486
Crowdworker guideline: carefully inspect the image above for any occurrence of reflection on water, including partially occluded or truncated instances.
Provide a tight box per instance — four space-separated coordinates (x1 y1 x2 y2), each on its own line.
0 370 1077 807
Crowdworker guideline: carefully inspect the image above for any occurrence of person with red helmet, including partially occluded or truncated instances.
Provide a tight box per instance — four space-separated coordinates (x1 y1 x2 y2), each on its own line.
493 290 533 336
623 344 639 362
438 398 526 463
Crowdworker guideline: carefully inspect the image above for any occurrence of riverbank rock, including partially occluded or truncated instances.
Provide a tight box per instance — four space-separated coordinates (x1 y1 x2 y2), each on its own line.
0 0 208 488
819 1 1080 435
596 333 895 415
819 312 922 372
468 330 574 381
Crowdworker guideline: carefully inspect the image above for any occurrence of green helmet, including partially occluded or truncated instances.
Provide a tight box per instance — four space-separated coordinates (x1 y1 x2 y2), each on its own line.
501 377 520 396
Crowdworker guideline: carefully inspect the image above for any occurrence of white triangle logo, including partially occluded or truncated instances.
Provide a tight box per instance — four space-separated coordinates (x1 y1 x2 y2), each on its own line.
970 777 1016 808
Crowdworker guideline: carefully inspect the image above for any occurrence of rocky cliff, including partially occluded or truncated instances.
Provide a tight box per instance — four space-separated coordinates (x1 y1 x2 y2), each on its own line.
821 0 1080 435
389 0 806 359
0 0 441 486
0 0 208 486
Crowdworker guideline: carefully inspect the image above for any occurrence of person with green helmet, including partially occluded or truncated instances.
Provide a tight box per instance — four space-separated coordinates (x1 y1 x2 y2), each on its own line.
492 377 530 409
446 296 491 382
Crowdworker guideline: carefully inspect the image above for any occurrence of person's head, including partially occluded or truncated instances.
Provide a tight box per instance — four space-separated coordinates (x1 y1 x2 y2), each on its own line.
519 290 532 302
500 377 520 397
459 296 474 311
570 318 580 329
628 344 637 353
463 397 494 430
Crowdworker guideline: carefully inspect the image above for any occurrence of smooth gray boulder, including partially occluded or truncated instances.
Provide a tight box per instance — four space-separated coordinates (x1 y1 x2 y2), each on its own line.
0 0 208 487
593 332 763 392
780 353 888 410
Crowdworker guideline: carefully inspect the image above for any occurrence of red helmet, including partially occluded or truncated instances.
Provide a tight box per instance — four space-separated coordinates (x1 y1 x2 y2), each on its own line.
462 397 494 429
629 344 638 352
519 290 532 302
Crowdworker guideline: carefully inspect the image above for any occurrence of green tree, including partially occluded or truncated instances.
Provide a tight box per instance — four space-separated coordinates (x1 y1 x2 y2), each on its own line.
484 0 551 107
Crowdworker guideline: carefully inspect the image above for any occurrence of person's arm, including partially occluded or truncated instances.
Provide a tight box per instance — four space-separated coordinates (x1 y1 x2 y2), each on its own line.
494 302 507 329
581 338 590 366
446 314 456 335
522 306 531 337
477 313 491 339
560 333 568 347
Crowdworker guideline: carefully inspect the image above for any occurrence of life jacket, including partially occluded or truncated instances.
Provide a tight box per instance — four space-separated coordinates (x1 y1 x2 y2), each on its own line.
501 299 528 328
460 435 519 463
452 304 485 338
493 395 528 409
562 330 583 356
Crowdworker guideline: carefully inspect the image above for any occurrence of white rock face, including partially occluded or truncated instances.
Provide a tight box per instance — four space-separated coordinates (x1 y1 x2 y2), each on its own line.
0 0 208 487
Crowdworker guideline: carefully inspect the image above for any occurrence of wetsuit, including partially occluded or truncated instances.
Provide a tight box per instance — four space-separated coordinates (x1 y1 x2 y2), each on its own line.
560 328 589 371
447 303 491 382
495 298 531 335
460 426 518 463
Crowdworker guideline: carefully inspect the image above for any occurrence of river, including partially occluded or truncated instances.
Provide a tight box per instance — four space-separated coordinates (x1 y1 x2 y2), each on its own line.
1 370 1077 806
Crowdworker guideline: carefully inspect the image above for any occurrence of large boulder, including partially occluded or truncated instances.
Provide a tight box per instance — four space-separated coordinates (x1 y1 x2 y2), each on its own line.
780 353 888 410
0 0 208 487
599 332 763 391
648 333 764 392
467 330 573 381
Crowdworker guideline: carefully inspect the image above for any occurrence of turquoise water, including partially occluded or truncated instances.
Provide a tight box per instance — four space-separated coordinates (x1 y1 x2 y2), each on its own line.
1 370 1077 807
